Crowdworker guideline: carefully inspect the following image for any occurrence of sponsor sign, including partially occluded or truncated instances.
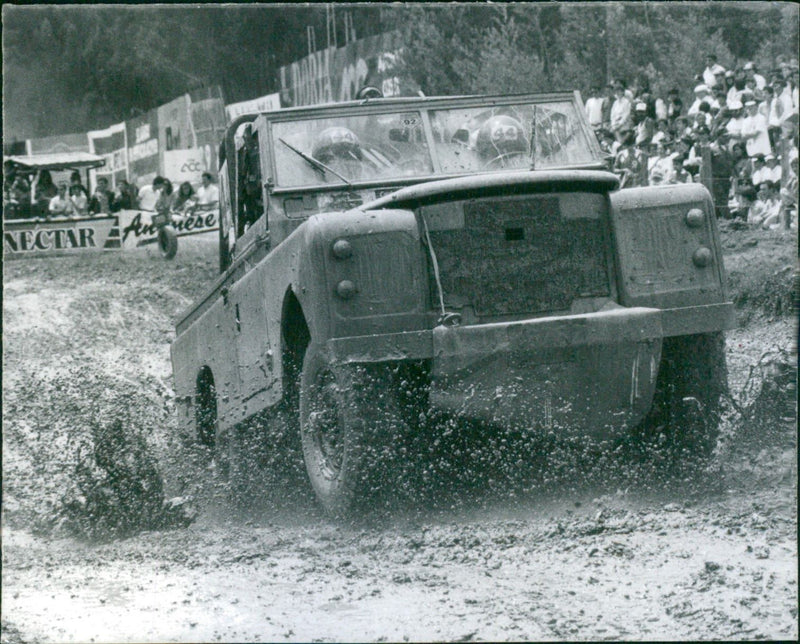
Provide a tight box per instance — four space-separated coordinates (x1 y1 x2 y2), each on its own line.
28 132 90 155
126 111 160 184
88 122 128 189
117 208 219 250
225 93 282 121
3 216 120 259
157 94 193 154
279 32 411 107
163 149 210 186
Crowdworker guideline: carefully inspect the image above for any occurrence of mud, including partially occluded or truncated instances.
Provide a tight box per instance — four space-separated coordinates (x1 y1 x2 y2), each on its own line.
2 231 797 642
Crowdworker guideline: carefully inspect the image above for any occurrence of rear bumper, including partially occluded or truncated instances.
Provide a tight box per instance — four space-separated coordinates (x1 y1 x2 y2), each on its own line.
325 301 734 438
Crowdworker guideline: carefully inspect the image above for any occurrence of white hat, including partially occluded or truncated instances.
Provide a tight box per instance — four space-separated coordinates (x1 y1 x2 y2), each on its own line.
743 61 755 71
744 99 757 106
635 102 647 111
694 84 709 93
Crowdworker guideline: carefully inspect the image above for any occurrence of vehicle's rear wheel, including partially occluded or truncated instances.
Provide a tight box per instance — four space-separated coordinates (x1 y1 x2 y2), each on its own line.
299 348 407 517
637 331 728 465
158 225 178 259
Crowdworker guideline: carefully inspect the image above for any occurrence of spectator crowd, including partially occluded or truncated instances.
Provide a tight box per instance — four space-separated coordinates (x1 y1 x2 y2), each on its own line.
585 54 799 229
3 165 219 220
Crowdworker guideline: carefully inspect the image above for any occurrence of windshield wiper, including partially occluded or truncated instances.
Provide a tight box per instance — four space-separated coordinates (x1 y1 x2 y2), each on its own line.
278 138 353 187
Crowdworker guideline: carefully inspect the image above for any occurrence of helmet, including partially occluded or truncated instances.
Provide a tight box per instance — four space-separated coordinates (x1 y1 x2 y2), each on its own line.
475 115 528 158
312 127 362 163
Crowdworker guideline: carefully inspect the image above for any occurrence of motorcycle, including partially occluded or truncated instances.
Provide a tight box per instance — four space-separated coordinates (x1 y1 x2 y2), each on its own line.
150 208 179 260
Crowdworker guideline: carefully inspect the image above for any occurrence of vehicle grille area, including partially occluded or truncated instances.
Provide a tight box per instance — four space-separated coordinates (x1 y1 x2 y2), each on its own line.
423 193 611 317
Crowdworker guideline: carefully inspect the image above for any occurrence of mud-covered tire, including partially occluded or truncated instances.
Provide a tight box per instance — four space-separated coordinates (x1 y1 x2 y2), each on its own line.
299 349 407 517
639 332 728 462
158 225 178 260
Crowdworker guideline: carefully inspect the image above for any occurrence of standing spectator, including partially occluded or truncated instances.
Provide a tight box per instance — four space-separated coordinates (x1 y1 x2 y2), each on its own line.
10 174 32 218
48 182 72 218
728 69 747 106
89 176 114 215
723 70 737 101
112 179 137 211
743 62 767 91
703 54 726 88
709 132 734 218
613 129 647 188
633 102 654 146
601 84 615 130
609 80 632 141
688 85 718 116
725 100 745 143
584 86 604 130
651 119 671 145
69 184 88 216
741 99 772 157
666 88 684 125
196 172 220 206
779 148 797 228
33 169 57 217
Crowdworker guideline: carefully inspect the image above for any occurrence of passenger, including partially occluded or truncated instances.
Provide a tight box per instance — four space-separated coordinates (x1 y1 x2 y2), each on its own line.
312 127 368 180
475 115 529 168
89 176 114 215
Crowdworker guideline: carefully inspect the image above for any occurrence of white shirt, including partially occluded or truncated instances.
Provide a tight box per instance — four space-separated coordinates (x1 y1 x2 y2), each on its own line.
49 194 72 215
703 64 726 88
751 166 769 187
138 184 159 211
765 165 782 184
196 183 219 205
584 97 604 128
741 111 772 157
688 96 719 116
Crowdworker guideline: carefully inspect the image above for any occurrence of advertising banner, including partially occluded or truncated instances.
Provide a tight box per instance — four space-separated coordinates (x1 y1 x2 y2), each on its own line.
87 123 128 189
225 93 282 121
157 94 193 155
189 87 227 176
117 208 219 250
3 216 120 259
163 149 209 187
126 110 160 188
28 132 90 155
279 32 410 107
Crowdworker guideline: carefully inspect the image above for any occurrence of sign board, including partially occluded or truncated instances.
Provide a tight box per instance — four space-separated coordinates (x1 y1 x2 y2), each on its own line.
87 122 128 189
163 149 210 186
3 216 120 259
225 93 282 121
117 208 219 250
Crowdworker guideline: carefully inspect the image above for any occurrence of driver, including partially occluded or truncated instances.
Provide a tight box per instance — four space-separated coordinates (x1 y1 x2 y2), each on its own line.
312 126 367 180
475 115 529 168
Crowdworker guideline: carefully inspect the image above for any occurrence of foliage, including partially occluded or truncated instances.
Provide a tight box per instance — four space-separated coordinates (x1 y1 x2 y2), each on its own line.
3 4 798 139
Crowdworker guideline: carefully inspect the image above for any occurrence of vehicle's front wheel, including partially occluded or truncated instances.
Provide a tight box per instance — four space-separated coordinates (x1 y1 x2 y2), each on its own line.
158 225 178 259
299 348 406 517
637 332 728 465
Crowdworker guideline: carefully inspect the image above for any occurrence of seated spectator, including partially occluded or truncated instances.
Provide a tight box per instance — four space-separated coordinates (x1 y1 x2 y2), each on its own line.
89 176 114 215
172 181 197 213
33 169 57 217
48 182 72 217
69 184 88 216
743 61 767 91
584 86 604 130
596 128 618 157
112 179 136 211
670 154 693 184
748 181 780 226
779 149 798 228
195 172 220 206
750 154 768 187
613 129 647 188
138 176 166 211
10 175 32 218
764 153 782 185
741 99 772 157
651 119 671 145
69 171 89 198
154 178 174 215
648 139 675 185
703 54 726 88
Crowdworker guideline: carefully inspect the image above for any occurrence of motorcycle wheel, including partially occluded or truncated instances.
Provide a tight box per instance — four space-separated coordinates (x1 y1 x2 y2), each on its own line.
158 225 178 260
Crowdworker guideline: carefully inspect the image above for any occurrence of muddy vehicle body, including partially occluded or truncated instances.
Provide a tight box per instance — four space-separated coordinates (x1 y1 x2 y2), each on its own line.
171 92 734 515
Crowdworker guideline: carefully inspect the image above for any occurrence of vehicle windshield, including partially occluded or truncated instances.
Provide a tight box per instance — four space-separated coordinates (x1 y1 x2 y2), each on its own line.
269 97 600 189
429 101 597 173
272 111 434 188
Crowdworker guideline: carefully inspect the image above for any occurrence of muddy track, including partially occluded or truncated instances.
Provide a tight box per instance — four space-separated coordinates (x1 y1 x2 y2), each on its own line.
2 233 797 642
